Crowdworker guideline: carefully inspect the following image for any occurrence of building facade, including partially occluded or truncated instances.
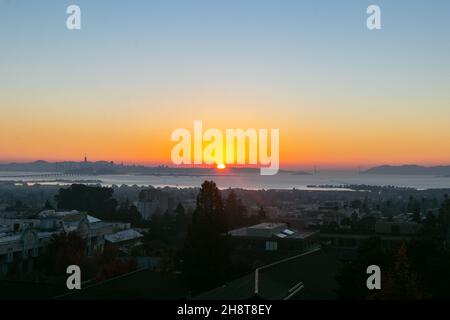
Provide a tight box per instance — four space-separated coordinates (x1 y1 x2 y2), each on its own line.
0 210 133 277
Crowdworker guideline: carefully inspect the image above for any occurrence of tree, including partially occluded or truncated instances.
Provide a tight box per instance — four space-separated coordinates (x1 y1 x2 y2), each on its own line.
116 202 143 225
407 196 421 222
378 243 421 299
181 181 231 292
95 259 137 282
55 184 117 219
338 196 450 300
336 237 392 299
150 213 164 239
412 211 421 223
224 191 247 229
35 233 138 283
351 211 358 229
175 202 185 215
407 206 450 298
175 202 188 234
35 231 87 277
257 205 266 221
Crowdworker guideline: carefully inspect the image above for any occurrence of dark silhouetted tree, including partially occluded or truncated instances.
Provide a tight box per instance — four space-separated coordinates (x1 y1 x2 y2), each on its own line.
181 181 230 292
36 231 87 276
378 243 421 299
175 202 188 233
257 205 266 221
224 191 247 229
55 184 117 219
337 237 392 299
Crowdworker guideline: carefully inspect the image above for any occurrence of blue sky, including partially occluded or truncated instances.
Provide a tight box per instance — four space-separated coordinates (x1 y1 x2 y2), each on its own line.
2 0 449 95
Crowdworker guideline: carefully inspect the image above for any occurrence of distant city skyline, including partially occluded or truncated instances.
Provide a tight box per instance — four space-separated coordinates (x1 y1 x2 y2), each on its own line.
1 0 450 168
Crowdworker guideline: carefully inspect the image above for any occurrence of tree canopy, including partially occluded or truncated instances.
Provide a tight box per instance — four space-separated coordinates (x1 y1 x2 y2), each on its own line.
181 181 231 292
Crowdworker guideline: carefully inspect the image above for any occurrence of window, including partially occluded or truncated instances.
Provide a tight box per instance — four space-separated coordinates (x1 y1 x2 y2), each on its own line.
265 241 278 251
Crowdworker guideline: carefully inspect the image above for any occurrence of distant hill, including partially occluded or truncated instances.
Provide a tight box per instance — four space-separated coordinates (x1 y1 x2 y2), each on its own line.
290 171 313 175
0 160 57 172
364 165 450 175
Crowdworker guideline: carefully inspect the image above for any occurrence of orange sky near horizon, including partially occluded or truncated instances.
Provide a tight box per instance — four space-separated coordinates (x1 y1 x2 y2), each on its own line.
2 89 450 169
2 103 450 169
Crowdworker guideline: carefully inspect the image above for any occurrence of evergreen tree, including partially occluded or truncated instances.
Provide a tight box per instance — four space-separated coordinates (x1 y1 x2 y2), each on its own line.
224 191 247 229
55 184 117 219
175 202 188 233
379 243 421 299
181 181 231 292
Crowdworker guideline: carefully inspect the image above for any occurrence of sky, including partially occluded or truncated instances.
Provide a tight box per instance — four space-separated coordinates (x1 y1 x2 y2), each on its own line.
1 0 450 169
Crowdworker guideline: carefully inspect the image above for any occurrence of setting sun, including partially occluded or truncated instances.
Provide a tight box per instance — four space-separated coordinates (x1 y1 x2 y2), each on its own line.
217 163 226 170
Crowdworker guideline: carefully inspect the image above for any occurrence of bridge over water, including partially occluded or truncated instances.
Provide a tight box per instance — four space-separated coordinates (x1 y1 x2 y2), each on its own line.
0 172 96 179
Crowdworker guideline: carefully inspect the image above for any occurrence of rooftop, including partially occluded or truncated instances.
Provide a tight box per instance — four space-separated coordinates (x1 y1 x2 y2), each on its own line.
104 229 143 243
0 210 122 246
56 269 187 300
194 248 340 300
248 222 286 230
229 222 317 240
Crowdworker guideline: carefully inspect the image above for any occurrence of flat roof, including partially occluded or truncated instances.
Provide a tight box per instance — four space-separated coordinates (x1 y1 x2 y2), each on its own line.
248 222 286 230
229 223 317 239
104 229 143 243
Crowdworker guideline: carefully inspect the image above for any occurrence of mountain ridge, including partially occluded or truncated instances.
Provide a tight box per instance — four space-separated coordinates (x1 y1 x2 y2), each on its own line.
364 164 450 175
